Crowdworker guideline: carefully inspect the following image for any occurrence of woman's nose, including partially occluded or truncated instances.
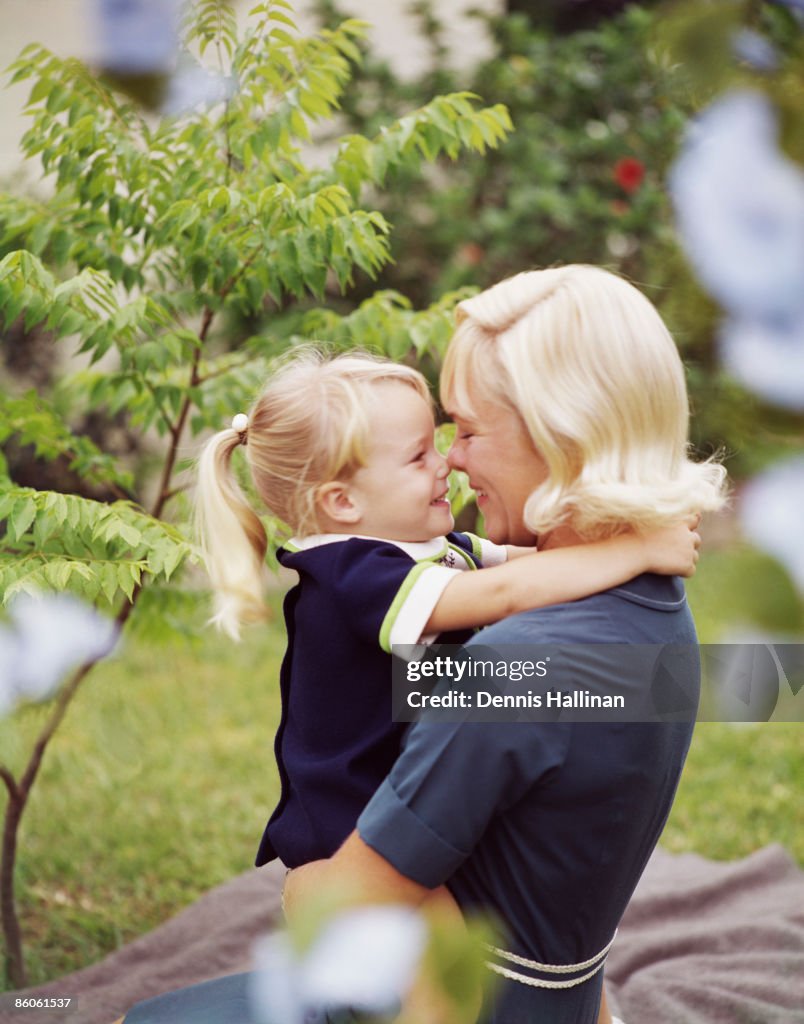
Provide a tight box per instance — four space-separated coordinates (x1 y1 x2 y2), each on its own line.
447 440 465 471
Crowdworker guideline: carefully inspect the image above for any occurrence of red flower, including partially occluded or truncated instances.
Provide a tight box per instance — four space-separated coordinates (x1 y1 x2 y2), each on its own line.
614 157 645 194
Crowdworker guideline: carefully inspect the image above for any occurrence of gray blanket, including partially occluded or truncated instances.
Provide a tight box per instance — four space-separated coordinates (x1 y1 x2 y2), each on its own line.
3 845 803 1024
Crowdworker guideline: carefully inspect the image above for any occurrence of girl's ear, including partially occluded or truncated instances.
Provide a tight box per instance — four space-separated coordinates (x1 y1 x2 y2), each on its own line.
316 481 362 526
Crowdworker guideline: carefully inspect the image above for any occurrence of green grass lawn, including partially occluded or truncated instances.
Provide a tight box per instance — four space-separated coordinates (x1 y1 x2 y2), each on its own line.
1 548 802 989
1 596 287 988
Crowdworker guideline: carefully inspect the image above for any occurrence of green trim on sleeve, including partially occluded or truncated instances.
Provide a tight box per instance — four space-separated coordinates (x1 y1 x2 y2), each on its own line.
378 562 434 654
447 541 479 571
463 532 485 563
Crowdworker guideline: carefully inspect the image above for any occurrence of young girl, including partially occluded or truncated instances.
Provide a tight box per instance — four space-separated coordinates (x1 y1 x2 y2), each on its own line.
195 349 698 872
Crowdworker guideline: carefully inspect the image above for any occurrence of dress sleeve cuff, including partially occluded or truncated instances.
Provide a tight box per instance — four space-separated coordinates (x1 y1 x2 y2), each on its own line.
357 777 469 888
380 565 461 653
464 533 508 567
477 537 508 567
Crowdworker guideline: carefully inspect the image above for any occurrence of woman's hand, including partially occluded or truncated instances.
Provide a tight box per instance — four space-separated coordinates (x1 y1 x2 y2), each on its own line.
282 844 477 1024
643 515 701 577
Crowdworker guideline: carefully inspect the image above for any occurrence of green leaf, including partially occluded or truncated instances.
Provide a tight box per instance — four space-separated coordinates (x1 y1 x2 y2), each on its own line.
161 542 185 582
117 521 143 548
100 562 119 605
117 562 140 601
28 76 52 105
10 498 36 541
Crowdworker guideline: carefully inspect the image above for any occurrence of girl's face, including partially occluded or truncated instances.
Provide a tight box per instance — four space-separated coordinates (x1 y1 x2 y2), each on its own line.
446 395 547 547
346 383 454 543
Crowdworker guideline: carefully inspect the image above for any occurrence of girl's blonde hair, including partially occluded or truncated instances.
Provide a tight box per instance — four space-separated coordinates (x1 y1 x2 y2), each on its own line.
195 349 431 638
441 264 728 540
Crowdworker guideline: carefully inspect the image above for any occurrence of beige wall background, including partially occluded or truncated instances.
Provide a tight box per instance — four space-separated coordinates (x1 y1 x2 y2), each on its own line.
0 0 500 180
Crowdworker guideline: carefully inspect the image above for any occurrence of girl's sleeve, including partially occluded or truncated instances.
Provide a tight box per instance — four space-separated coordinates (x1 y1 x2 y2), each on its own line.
327 540 461 653
455 531 509 568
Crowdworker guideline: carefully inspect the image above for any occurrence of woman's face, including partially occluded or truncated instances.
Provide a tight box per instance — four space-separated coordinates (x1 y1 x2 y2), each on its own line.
446 395 548 547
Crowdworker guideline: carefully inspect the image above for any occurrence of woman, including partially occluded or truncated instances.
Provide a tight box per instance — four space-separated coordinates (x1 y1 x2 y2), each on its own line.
283 265 727 1023
123 265 726 1024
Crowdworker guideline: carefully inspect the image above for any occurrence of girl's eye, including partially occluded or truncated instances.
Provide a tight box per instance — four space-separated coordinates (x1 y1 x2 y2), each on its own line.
459 433 473 441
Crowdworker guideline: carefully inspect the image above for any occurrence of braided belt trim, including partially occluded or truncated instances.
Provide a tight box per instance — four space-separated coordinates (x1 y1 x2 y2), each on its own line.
484 931 617 990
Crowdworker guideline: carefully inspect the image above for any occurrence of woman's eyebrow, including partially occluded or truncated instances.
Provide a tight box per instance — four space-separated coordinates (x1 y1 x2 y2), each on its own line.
447 409 479 429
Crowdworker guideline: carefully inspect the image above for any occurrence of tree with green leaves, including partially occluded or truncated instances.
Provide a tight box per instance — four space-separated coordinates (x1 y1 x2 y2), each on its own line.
0 0 511 987
310 0 804 476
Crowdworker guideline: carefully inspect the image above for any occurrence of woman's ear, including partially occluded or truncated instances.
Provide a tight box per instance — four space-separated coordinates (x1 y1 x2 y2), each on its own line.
316 481 362 526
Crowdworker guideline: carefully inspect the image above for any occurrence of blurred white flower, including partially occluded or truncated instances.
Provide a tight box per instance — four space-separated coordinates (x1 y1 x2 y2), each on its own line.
94 0 181 74
250 906 428 1024
720 314 804 410
249 933 303 1024
739 456 804 593
705 639 781 722
0 594 119 714
670 90 804 323
0 626 19 717
303 906 426 1009
707 633 804 723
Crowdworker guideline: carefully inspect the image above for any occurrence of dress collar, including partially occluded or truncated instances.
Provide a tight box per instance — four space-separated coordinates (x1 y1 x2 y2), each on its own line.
285 533 450 561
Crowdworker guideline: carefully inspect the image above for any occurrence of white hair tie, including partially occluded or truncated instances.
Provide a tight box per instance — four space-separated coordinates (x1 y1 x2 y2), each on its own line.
231 413 249 442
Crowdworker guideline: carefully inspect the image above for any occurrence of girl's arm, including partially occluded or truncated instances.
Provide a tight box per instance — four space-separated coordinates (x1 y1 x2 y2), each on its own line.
425 522 700 634
503 544 537 560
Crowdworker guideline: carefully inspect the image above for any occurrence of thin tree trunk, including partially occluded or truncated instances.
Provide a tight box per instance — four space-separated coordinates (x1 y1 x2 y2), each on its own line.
1 276 226 989
1 779 25 988
0 582 140 987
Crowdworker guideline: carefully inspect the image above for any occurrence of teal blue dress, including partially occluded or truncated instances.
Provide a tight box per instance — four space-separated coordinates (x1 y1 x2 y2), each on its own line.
125 573 699 1024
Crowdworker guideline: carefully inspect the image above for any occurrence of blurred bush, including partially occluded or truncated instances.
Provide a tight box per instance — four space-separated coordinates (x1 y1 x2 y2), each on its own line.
312 0 803 477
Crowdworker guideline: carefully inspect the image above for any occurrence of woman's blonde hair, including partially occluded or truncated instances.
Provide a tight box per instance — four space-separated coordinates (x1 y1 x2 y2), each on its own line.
441 264 727 540
195 348 431 638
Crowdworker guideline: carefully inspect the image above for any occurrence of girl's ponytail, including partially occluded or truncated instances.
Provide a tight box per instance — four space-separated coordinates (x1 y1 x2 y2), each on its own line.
196 348 432 638
195 425 268 639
